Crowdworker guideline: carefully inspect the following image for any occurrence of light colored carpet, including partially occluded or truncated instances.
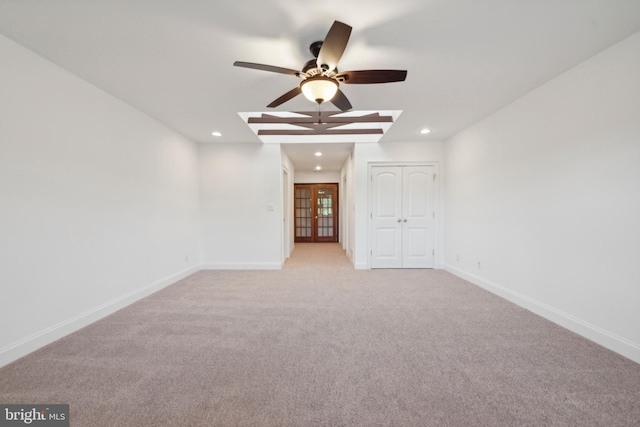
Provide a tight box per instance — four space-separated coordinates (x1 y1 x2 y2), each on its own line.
1 243 639 426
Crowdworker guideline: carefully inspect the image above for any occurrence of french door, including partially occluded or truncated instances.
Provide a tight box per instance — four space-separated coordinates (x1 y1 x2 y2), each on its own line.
371 165 435 268
295 183 338 243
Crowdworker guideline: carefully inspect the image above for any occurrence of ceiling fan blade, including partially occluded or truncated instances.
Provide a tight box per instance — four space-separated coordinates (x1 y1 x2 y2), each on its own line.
316 21 352 72
330 89 352 111
267 86 302 108
234 61 300 77
336 70 407 84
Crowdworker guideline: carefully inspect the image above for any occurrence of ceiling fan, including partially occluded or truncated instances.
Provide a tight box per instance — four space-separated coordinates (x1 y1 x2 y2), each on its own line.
233 21 407 111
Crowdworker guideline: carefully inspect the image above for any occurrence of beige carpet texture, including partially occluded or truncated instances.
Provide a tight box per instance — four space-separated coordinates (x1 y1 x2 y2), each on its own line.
1 243 639 426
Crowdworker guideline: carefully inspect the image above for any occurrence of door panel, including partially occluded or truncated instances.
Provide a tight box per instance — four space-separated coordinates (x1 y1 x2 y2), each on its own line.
404 168 429 218
404 227 430 267
402 167 434 268
377 228 400 257
371 168 403 268
295 186 313 242
315 185 337 242
376 172 400 217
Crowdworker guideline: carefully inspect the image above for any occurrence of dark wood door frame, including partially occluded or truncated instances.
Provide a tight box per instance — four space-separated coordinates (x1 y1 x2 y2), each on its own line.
294 183 339 243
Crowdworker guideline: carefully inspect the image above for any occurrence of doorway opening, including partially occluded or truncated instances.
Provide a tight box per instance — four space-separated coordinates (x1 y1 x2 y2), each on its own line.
295 183 339 243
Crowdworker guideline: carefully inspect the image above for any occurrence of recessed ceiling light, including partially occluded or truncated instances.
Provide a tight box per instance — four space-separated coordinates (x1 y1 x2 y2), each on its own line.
315 152 323 157
420 128 431 134
315 166 322 171
212 131 222 137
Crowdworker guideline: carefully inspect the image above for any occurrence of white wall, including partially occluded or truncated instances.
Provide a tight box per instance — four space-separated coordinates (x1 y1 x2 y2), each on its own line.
444 31 640 363
352 141 446 269
294 171 341 183
0 35 201 366
199 143 283 269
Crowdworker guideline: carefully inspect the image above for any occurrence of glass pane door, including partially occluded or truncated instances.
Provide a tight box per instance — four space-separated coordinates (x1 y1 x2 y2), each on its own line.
295 186 312 241
316 187 334 240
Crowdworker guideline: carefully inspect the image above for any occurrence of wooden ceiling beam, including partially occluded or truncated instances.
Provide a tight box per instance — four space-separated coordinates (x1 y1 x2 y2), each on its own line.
248 112 393 125
257 128 383 136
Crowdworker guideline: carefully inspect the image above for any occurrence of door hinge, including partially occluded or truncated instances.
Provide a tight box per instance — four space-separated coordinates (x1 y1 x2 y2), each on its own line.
370 212 372 218
433 249 435 256
433 173 437 180
433 211 435 218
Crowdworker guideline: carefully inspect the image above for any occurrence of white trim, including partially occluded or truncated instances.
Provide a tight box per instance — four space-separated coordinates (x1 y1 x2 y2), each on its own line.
444 264 640 364
201 262 282 270
282 166 291 262
0 265 200 368
341 173 348 252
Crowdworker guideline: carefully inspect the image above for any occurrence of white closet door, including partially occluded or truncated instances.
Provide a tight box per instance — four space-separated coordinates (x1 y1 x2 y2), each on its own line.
402 166 434 268
371 167 403 268
371 165 435 269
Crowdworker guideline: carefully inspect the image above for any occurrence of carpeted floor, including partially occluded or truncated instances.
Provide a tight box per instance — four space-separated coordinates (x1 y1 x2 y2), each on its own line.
1 243 639 426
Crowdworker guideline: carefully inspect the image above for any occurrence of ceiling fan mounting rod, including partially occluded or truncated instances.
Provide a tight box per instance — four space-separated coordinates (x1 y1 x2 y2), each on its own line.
310 40 323 58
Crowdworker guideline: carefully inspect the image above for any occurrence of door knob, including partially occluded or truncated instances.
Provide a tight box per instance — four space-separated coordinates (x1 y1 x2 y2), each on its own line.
404 218 408 222
397 219 401 223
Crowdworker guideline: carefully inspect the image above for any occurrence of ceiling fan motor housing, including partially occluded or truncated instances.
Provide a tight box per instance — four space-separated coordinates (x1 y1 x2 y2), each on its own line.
302 59 317 74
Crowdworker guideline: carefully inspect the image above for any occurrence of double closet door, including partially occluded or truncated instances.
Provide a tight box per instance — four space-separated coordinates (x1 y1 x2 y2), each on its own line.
371 165 435 268
295 183 338 243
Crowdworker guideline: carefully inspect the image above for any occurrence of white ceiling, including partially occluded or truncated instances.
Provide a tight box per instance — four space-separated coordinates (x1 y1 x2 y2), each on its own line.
1 0 639 172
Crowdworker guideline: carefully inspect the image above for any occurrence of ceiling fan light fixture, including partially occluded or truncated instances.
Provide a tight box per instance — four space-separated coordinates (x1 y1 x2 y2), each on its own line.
301 76 338 104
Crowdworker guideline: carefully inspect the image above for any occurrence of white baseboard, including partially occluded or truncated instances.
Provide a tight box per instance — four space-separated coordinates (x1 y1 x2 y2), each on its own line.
444 264 640 365
0 265 200 368
201 262 282 270
354 261 368 270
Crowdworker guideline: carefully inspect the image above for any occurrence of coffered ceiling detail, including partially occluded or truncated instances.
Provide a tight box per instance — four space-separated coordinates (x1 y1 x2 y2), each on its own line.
238 110 401 143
